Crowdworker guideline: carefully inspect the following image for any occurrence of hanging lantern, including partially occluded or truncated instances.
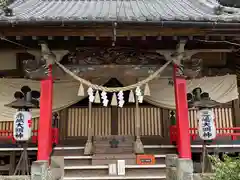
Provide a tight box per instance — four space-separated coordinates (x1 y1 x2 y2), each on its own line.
13 111 32 141
197 109 216 140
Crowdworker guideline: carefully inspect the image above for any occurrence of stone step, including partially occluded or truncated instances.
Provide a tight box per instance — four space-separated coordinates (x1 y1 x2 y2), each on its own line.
144 146 177 154
64 154 166 166
93 136 134 142
64 164 166 170
52 145 176 155
63 174 166 180
92 154 136 165
94 147 133 154
64 158 92 166
53 147 84 156
64 166 166 179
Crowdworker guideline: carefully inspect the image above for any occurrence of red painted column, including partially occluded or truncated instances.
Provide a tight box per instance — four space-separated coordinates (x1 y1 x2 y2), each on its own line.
173 65 191 159
37 65 53 161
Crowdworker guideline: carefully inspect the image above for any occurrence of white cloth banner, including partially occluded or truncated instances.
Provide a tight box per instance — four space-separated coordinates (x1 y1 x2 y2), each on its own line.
0 79 86 122
0 74 238 121
144 74 238 109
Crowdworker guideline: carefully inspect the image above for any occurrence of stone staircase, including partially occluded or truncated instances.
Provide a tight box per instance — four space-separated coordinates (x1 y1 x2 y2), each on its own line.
52 136 177 180
92 136 136 165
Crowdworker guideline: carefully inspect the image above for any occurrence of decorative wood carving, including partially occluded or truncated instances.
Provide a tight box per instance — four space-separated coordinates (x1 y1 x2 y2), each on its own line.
62 48 165 65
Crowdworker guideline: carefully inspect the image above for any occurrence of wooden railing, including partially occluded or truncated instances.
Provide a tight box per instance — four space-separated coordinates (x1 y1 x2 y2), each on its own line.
0 118 59 144
170 126 240 144
0 129 59 144
0 118 39 132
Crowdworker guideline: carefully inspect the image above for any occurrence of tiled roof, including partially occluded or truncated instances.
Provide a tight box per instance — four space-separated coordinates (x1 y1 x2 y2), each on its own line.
1 0 240 23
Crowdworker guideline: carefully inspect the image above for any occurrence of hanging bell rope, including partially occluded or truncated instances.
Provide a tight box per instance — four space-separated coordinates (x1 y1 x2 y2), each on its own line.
134 94 144 154
55 59 172 92
84 100 93 155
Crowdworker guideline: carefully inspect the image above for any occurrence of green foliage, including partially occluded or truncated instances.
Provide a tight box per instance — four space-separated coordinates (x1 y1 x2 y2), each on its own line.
208 155 240 180
0 0 8 8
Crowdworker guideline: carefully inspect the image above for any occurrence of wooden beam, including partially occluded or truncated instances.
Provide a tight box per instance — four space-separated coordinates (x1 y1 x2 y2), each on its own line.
9 151 16 175
0 27 206 36
0 38 233 50
232 99 240 127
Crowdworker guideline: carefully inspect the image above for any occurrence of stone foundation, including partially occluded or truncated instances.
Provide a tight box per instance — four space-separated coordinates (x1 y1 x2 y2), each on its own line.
165 154 213 180
193 173 213 180
0 176 30 180
165 154 193 180
30 157 63 180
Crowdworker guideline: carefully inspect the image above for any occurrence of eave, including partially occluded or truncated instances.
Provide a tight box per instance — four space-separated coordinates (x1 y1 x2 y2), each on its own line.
0 20 240 29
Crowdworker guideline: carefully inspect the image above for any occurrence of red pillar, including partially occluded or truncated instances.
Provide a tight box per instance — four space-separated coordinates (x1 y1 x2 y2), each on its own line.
37 65 53 161
173 65 191 159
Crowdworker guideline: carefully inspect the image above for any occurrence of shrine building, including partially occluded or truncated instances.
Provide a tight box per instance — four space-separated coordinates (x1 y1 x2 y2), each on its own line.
0 0 240 179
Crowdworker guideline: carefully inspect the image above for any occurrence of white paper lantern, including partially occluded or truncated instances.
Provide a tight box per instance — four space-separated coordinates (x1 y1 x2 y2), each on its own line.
13 111 32 141
197 109 216 140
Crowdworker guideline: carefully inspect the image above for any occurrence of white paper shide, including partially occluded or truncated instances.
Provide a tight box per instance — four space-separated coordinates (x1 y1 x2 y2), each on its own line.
197 109 217 140
13 111 32 141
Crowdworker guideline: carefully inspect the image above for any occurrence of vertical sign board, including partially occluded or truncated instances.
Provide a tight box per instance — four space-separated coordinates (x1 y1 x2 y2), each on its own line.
117 160 126 176
13 111 32 141
197 109 217 140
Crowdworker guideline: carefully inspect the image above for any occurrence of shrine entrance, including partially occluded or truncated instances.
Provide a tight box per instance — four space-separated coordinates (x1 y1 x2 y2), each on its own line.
64 78 167 144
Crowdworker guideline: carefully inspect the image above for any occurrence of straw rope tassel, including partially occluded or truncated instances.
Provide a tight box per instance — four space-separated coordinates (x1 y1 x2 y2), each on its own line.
84 101 93 155
134 95 144 154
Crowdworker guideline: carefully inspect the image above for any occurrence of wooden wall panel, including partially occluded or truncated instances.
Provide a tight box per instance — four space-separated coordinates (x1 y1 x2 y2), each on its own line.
67 107 111 137
92 108 111 136
118 107 164 136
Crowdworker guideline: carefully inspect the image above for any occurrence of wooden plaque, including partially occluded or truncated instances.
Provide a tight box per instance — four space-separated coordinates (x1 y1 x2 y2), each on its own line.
136 154 155 165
